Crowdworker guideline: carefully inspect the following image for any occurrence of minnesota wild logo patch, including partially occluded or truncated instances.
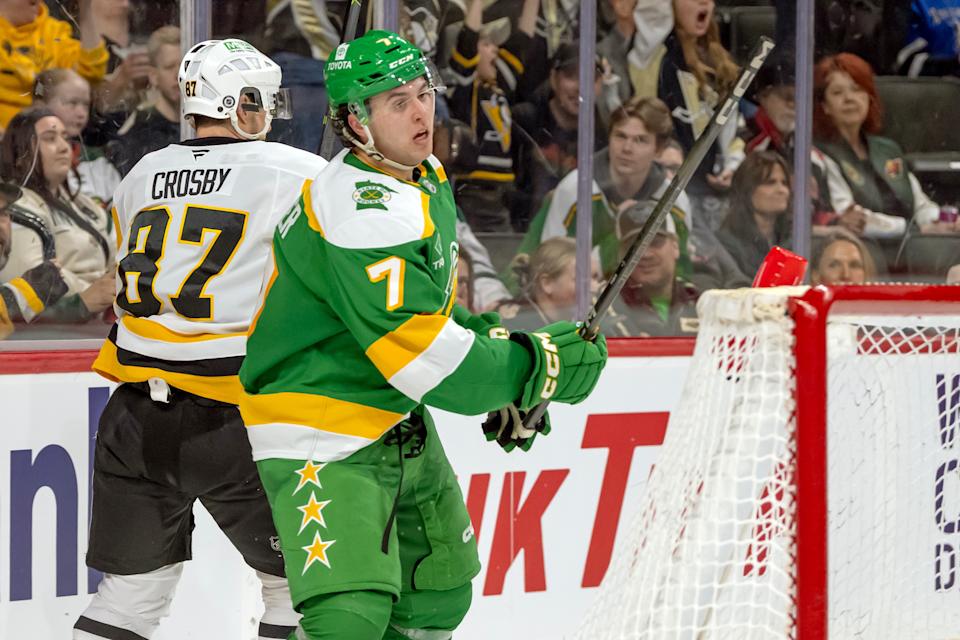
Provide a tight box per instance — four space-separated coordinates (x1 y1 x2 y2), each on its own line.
353 180 397 211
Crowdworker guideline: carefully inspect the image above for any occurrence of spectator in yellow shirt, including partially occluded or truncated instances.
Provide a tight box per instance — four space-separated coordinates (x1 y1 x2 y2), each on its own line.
0 0 108 129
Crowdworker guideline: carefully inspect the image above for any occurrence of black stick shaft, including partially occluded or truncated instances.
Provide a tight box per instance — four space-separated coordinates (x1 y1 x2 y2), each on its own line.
523 36 776 430
318 0 365 159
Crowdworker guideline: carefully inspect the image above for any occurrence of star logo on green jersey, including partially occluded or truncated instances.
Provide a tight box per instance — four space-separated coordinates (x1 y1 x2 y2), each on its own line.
353 181 397 211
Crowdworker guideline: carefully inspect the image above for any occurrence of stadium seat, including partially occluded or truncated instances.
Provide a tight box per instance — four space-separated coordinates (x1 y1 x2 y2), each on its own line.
874 76 960 201
876 76 960 156
900 234 960 279
725 7 776 66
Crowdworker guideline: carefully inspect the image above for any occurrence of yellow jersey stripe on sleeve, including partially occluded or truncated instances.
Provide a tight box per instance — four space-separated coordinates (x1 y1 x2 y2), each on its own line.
453 49 480 68
385 315 475 402
365 313 449 381
8 277 44 313
499 48 524 74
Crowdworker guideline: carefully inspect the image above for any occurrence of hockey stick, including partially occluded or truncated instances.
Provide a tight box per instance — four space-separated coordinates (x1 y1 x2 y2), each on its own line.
523 36 777 430
317 0 365 159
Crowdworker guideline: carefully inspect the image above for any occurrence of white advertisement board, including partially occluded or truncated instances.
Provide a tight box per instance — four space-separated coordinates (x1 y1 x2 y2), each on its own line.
0 355 690 639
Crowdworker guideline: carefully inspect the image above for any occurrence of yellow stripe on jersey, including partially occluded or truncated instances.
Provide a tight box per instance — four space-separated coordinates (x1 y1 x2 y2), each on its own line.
499 48 524 74
452 49 479 68
0 296 12 339
434 164 448 183
93 340 244 405
121 315 247 343
8 277 43 313
240 392 403 440
302 179 325 236
463 170 515 183
249 253 279 336
420 192 435 239
365 313 449 381
111 206 123 251
562 194 605 229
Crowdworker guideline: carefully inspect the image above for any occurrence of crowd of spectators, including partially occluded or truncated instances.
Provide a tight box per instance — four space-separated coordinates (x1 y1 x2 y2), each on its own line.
0 0 958 342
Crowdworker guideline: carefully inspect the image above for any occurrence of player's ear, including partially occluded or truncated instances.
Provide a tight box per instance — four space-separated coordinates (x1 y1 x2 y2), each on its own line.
346 113 369 145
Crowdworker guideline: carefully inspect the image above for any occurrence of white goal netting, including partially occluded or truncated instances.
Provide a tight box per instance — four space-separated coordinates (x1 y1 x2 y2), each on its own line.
579 287 960 639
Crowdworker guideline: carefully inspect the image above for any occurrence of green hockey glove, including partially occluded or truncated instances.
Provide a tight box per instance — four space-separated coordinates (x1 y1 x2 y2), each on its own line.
510 321 608 409
453 307 510 340
481 403 552 452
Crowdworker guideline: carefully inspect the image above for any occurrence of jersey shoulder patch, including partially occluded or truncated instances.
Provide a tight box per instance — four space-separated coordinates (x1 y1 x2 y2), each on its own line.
309 151 430 250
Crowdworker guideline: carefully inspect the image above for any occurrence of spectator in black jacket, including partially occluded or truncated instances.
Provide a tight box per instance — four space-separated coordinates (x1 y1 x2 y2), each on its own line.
448 0 540 231
717 151 793 278
511 43 606 230
111 26 181 176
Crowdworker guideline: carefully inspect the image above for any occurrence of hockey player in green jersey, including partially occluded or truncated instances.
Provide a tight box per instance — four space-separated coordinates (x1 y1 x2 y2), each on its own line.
239 31 608 640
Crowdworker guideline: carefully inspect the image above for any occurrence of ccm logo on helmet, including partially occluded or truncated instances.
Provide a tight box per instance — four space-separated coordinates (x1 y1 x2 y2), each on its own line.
388 53 414 70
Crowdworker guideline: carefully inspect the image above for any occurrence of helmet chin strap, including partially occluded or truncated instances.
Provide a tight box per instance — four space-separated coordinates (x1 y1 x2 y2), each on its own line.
343 122 420 173
230 110 273 141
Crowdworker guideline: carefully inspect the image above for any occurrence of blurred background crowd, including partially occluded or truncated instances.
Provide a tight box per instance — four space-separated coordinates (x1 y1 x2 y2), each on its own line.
0 0 959 343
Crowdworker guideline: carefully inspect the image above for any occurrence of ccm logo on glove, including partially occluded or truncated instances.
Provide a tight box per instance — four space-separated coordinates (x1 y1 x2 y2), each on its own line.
532 332 560 400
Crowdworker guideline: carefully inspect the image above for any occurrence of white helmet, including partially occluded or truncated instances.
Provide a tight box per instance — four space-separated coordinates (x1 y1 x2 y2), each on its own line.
178 38 292 140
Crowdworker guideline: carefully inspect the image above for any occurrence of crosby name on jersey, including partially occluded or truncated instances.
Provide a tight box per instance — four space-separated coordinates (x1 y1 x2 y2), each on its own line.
150 167 233 200
94 138 327 404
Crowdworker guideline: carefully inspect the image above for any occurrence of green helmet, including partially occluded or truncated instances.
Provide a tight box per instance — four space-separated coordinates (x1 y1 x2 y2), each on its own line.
324 31 445 169
325 31 436 112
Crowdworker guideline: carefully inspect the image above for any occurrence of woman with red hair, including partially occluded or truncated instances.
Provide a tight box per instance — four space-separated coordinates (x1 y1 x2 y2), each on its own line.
813 53 948 238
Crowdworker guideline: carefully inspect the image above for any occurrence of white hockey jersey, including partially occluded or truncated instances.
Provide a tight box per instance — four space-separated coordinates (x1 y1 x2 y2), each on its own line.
93 137 327 404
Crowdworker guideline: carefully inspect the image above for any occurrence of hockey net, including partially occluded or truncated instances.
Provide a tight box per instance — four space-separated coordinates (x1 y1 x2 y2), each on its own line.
579 285 960 639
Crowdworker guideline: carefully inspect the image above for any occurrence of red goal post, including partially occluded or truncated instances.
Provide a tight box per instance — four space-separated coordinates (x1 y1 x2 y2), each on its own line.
581 284 960 640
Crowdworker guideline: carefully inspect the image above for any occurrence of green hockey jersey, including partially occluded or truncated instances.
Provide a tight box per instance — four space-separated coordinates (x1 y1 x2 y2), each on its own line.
239 150 535 462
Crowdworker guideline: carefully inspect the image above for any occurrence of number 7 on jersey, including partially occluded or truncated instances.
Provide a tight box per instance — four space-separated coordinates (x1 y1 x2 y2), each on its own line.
366 257 406 311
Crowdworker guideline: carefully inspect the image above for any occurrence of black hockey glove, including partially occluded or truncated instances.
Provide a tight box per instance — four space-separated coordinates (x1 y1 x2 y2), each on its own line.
482 403 551 453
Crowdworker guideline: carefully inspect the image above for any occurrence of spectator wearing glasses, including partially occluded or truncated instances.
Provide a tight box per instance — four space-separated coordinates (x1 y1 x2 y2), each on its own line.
617 202 699 337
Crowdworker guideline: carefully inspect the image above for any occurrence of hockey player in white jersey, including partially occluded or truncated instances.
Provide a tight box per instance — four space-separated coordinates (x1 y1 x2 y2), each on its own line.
73 39 327 640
